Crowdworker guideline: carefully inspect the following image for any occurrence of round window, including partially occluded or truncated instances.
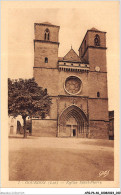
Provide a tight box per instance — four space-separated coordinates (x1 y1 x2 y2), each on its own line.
64 76 82 95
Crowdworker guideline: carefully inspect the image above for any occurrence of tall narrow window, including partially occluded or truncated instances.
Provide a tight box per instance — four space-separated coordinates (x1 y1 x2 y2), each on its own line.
48 33 49 40
97 92 100 97
45 57 48 63
94 34 100 46
44 33 46 40
44 28 50 41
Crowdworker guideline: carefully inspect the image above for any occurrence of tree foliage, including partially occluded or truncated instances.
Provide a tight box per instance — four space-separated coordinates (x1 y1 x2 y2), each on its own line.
8 78 52 137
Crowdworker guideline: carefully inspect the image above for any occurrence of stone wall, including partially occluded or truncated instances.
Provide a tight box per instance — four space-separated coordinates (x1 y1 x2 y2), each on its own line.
58 97 88 118
89 120 109 139
88 48 107 72
34 68 59 95
34 68 89 96
88 72 108 98
35 23 60 42
88 31 106 48
79 31 88 58
32 119 57 137
34 42 59 68
79 30 106 59
88 99 109 121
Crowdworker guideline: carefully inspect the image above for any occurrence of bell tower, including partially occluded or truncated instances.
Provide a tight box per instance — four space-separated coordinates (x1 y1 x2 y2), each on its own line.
79 27 107 72
79 28 109 139
34 22 60 69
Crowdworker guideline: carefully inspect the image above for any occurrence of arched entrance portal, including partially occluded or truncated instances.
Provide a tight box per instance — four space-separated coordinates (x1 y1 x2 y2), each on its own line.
58 105 88 138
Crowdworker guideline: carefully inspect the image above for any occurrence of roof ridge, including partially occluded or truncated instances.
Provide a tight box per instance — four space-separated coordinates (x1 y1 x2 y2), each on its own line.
63 48 79 59
63 48 81 62
71 48 79 57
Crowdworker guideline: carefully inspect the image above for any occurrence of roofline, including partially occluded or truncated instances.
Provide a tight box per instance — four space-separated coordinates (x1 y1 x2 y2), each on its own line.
34 23 60 28
63 48 80 60
88 29 107 34
78 29 107 50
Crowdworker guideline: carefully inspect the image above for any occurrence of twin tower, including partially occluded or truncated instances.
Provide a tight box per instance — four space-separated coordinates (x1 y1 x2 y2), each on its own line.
32 22 109 139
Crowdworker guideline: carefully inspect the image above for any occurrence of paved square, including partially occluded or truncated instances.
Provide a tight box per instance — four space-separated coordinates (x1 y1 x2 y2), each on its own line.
9 137 114 181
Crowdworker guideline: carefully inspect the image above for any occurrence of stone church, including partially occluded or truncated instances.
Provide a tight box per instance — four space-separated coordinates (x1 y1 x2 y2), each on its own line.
32 22 109 139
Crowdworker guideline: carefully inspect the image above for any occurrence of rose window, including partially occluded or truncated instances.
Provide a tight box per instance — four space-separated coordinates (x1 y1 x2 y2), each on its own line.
65 76 82 94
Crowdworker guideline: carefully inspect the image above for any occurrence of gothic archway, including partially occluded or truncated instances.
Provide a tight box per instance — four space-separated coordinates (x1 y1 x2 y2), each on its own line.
58 105 88 138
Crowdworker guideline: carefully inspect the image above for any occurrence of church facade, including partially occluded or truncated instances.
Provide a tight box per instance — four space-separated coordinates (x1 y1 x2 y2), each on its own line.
32 22 109 139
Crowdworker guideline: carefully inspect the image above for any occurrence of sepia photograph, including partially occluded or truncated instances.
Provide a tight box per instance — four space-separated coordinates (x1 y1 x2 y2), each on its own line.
1 1 120 188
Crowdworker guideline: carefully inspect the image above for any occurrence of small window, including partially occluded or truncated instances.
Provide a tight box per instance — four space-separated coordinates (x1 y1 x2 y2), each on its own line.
94 34 100 46
97 92 100 97
44 28 50 41
48 33 49 40
45 57 48 63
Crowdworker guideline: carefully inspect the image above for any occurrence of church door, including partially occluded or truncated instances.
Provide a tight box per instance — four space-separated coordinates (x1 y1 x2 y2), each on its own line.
59 105 88 138
73 129 76 137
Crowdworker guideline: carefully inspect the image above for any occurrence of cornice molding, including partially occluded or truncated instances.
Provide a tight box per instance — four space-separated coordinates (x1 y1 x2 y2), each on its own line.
34 23 60 28
90 119 109 122
34 40 60 45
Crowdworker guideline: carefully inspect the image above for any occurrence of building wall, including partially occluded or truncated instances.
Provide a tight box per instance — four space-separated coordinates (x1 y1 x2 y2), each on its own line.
89 121 109 139
109 111 114 139
32 23 109 139
34 68 89 96
58 97 88 117
88 48 107 72
32 119 57 137
35 24 60 42
88 31 106 47
8 115 23 135
79 30 106 59
34 42 59 68
88 99 108 121
78 29 109 139
88 72 108 98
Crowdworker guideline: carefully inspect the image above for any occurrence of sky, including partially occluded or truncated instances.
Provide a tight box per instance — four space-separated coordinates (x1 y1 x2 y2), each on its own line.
3 1 120 111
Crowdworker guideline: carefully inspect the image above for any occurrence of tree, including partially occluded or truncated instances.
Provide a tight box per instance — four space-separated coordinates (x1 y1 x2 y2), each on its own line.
8 78 52 138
